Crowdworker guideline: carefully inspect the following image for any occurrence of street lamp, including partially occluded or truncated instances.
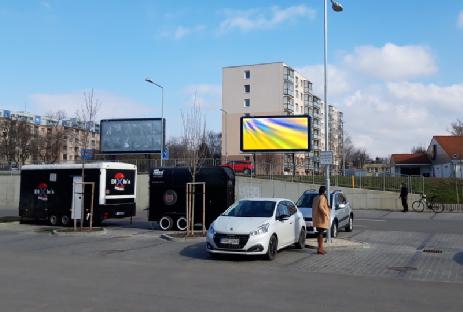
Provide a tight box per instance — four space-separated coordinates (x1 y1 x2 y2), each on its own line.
219 108 228 163
145 77 165 167
324 0 343 241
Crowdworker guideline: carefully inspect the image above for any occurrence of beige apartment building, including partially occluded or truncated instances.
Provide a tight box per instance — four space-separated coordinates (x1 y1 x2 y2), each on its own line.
0 109 100 164
221 62 343 175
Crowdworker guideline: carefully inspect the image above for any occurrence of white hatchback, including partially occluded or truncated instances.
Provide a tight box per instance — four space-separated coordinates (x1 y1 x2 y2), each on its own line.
206 198 306 260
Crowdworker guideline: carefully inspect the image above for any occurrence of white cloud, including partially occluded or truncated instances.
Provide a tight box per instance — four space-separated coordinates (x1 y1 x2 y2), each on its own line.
159 25 205 40
182 84 221 110
387 82 463 113
29 90 153 120
339 87 440 156
344 43 437 81
297 64 351 97
219 5 315 32
458 11 463 29
298 42 462 157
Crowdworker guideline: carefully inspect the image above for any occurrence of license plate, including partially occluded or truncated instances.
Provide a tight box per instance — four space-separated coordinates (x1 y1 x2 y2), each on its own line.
220 238 240 245
116 212 125 216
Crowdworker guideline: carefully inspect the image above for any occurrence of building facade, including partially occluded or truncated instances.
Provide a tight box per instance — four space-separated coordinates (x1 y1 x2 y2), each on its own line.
0 108 100 164
221 62 343 175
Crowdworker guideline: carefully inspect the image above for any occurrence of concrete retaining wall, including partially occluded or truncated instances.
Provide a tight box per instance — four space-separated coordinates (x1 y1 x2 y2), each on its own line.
235 177 420 211
0 173 20 216
0 174 421 217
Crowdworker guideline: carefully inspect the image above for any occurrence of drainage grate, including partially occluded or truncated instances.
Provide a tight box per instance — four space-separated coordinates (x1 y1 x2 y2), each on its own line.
422 249 443 254
388 266 417 272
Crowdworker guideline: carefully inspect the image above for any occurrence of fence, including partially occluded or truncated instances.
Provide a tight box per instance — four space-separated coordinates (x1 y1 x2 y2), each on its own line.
6 157 463 205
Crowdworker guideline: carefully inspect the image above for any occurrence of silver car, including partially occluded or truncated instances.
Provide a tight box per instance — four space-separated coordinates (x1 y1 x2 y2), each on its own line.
295 189 354 237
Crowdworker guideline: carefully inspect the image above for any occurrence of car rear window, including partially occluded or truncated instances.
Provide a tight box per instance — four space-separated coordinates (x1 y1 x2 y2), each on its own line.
296 193 317 207
296 192 335 208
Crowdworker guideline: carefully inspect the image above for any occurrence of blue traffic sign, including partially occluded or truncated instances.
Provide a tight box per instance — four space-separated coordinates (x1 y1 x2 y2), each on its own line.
162 149 169 160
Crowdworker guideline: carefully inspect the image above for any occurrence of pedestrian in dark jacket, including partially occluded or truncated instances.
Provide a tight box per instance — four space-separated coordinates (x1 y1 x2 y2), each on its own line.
399 183 408 212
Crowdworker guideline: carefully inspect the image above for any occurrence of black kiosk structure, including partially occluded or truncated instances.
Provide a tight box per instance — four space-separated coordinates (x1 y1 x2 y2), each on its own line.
19 162 137 225
148 166 235 231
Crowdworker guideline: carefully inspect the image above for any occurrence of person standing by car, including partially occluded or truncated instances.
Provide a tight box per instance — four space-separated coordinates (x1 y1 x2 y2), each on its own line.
312 186 330 255
399 183 409 212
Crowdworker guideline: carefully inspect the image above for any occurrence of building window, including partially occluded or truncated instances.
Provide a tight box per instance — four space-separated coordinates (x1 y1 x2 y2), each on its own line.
244 70 250 79
244 84 250 93
244 99 251 107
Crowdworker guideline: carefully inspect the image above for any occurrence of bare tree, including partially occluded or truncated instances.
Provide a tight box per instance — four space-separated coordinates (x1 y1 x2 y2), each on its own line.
342 135 355 172
449 119 463 135
351 148 370 169
0 118 35 165
181 92 209 235
411 146 427 154
181 91 207 177
36 111 68 164
76 89 100 182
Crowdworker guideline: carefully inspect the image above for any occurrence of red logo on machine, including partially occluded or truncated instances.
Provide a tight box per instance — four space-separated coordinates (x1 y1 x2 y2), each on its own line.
34 182 55 201
111 172 131 191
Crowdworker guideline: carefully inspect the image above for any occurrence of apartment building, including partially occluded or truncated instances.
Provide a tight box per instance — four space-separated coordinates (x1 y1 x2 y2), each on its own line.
222 62 343 175
0 108 100 164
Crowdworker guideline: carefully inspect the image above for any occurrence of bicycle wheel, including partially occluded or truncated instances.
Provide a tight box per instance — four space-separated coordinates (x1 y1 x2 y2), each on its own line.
412 200 424 212
431 202 444 213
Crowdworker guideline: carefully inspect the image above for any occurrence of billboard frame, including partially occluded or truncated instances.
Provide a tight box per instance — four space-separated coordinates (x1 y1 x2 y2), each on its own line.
240 114 312 153
99 117 165 154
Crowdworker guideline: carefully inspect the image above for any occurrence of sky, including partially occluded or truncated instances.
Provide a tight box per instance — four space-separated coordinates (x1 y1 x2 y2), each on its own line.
0 0 462 158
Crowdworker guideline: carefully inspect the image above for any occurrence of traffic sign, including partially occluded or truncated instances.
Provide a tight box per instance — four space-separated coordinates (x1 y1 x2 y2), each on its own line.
162 148 169 160
80 149 94 160
320 151 333 165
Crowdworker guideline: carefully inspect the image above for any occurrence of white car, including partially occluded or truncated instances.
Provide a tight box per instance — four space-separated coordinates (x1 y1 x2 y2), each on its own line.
206 198 306 260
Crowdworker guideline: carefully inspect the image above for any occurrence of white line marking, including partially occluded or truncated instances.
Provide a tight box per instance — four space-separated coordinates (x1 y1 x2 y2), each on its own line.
356 218 386 222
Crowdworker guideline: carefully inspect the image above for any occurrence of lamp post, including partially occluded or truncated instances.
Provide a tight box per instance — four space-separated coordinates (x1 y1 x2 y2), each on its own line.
324 0 343 241
145 78 164 167
219 108 228 163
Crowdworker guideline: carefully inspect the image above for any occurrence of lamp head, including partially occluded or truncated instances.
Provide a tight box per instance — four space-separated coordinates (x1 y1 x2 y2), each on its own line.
331 0 343 12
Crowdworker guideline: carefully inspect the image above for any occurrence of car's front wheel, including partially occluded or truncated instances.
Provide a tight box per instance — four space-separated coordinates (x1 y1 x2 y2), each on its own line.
266 235 278 260
295 228 306 249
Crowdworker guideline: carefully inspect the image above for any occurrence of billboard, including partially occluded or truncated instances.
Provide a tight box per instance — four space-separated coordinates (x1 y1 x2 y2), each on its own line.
100 118 164 154
240 115 311 152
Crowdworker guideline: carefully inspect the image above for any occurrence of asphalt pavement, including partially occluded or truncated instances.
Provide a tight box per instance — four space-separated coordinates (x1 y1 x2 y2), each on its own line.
0 211 462 312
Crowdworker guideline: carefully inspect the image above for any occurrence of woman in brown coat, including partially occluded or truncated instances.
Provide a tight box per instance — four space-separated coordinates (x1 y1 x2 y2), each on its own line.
312 186 330 254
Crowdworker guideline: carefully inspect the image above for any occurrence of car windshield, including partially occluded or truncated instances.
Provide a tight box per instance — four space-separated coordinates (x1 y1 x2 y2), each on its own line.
222 200 275 217
296 193 335 208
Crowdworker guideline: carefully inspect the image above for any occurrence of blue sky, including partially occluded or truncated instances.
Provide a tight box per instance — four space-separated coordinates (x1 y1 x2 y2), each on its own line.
1 0 462 157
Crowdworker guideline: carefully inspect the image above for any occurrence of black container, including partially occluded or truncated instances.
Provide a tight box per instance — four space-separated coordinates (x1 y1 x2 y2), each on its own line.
148 166 235 231
19 162 137 225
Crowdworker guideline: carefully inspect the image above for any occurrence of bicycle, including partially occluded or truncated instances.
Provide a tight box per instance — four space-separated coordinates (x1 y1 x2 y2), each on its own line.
411 193 444 213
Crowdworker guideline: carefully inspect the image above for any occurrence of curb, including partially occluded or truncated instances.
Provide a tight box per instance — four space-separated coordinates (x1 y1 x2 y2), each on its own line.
51 227 107 236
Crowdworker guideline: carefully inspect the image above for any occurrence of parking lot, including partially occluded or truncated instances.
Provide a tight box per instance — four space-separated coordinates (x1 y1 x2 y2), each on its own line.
1 211 463 312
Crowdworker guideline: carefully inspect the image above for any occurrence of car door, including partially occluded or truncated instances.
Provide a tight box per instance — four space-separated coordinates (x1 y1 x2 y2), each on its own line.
285 201 299 243
335 193 349 227
274 201 292 247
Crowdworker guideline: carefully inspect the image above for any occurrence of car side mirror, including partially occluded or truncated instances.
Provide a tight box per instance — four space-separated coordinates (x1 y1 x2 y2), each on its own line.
277 215 289 221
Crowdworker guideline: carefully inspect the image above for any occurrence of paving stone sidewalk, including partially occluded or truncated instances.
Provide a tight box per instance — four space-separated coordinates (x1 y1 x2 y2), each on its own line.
292 230 463 284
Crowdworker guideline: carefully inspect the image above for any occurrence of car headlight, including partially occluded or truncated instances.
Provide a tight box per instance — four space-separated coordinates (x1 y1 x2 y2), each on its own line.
208 224 216 235
249 223 270 236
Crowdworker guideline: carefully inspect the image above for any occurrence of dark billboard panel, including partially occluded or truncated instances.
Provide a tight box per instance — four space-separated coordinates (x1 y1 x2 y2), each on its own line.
100 118 164 154
240 115 311 152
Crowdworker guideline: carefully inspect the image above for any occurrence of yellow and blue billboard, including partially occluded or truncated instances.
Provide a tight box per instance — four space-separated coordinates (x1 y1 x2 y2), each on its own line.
240 115 311 152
